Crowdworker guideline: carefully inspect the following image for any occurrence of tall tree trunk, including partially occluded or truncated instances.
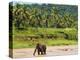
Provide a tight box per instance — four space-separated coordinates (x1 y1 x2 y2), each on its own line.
45 19 48 28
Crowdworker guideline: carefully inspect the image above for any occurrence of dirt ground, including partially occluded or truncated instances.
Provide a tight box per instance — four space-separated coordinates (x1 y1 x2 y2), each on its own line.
9 45 78 58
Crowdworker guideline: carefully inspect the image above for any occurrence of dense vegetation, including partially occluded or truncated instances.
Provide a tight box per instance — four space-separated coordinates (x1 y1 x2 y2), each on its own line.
9 2 78 29
11 28 77 48
9 2 78 48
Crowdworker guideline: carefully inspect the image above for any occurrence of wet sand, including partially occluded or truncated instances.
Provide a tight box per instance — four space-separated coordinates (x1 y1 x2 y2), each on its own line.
9 45 78 58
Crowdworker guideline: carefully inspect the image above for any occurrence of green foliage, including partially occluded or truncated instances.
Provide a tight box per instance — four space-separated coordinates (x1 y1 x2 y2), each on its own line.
9 2 78 29
13 28 77 40
9 2 78 49
12 39 77 49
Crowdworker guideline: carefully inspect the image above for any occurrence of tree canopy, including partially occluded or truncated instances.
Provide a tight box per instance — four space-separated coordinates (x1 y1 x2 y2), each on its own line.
9 2 78 30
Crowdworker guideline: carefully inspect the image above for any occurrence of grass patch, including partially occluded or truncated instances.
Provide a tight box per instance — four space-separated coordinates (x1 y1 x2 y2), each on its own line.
9 28 78 49
11 39 77 49
46 39 77 46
